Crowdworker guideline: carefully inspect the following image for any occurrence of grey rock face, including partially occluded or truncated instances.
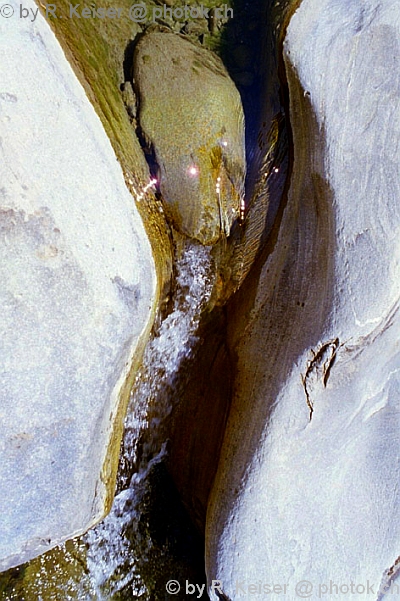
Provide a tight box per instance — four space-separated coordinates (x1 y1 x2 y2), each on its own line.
133 31 246 245
0 0 156 571
206 1 400 598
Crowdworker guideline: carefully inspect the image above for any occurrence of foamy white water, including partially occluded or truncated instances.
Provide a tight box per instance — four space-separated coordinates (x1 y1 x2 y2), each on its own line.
84 242 214 599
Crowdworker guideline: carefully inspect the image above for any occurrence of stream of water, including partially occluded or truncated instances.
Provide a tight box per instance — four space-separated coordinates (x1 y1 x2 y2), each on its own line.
83 242 214 599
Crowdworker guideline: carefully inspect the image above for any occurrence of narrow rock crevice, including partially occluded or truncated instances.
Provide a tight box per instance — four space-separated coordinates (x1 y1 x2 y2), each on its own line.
301 338 340 420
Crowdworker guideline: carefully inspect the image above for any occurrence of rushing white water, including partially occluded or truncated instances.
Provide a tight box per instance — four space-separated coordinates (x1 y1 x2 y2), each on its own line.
84 242 214 599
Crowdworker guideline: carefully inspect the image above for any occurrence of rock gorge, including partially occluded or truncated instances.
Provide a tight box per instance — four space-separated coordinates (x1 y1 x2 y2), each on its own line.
1 0 400 599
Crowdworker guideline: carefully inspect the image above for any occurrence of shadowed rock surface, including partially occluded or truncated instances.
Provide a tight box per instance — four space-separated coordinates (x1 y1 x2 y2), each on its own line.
206 1 400 598
0 0 156 571
133 30 246 244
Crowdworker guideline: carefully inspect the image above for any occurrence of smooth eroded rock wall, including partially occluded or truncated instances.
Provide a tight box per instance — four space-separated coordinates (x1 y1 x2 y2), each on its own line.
206 1 400 598
0 0 156 571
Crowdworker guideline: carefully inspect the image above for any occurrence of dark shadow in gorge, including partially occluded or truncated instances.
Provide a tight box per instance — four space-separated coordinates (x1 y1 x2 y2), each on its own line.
219 0 289 204
218 0 270 202
166 305 233 533
167 0 301 539
122 462 209 601
215 0 297 296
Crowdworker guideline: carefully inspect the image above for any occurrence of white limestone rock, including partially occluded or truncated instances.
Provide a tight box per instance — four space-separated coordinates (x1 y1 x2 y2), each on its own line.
206 1 400 599
0 0 156 571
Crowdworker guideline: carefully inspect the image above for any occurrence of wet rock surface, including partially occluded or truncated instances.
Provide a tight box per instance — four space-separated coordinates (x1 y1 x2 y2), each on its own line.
0 0 156 571
133 30 246 244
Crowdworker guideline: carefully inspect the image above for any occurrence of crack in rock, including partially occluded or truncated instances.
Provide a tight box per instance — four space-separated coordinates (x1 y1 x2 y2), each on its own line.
301 338 340 420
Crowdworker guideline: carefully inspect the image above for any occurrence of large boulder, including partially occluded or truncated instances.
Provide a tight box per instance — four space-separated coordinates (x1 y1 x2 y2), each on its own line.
0 0 156 571
206 0 400 598
133 31 246 245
